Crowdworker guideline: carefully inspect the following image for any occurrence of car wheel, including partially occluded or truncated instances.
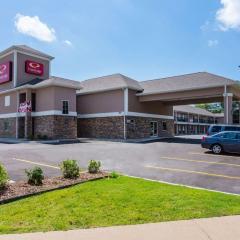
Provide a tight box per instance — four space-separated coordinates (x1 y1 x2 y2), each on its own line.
212 144 222 154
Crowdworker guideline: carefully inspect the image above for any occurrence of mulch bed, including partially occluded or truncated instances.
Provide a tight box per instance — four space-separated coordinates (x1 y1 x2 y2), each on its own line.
0 172 108 204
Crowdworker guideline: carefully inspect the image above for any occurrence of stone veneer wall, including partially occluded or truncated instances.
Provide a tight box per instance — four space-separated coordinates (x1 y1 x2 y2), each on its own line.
0 118 16 138
34 115 77 139
126 116 174 139
18 117 25 138
77 116 174 140
78 117 124 139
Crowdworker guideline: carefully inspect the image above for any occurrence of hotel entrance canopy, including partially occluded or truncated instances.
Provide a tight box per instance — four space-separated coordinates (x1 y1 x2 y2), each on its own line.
137 72 240 124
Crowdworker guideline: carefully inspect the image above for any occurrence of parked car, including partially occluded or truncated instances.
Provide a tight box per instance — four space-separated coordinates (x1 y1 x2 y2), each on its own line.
207 124 240 136
201 131 240 154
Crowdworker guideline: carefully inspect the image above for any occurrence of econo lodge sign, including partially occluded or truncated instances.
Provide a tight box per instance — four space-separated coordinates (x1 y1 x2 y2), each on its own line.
0 62 12 84
25 60 44 76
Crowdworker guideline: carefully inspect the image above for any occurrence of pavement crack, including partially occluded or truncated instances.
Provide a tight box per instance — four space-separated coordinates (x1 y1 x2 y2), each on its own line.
195 222 213 240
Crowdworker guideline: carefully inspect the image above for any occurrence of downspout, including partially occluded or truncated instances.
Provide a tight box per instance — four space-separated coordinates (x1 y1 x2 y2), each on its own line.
14 50 18 138
13 50 17 88
123 88 128 140
16 91 19 139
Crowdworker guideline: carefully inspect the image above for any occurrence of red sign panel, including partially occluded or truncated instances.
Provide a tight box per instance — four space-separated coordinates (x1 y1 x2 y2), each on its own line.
25 60 44 76
0 62 12 84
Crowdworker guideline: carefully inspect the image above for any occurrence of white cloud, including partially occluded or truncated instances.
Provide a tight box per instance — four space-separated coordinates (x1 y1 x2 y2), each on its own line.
216 0 240 31
208 40 219 47
63 40 73 46
14 14 56 42
200 21 210 31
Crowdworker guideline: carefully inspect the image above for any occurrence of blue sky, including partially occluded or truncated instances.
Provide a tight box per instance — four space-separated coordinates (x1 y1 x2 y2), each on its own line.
1 0 240 81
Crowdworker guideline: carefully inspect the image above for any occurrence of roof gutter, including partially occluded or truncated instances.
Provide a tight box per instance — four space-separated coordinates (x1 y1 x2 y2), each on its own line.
77 86 143 96
0 81 82 96
137 83 236 96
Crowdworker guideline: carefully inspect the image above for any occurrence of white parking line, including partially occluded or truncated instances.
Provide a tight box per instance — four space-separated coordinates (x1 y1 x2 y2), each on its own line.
12 158 60 169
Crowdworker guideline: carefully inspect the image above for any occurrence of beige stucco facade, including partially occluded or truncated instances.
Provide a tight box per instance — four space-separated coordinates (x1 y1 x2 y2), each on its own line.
35 86 76 113
77 90 124 114
128 89 173 116
0 91 17 114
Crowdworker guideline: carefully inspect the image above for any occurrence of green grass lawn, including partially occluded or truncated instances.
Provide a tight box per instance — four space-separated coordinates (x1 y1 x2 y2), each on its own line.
0 176 240 234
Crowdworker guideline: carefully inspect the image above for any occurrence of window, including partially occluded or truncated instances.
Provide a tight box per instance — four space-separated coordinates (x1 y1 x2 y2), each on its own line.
211 126 222 133
215 133 224 138
162 121 167 131
150 121 158 137
236 133 240 139
225 126 240 131
4 96 10 107
62 100 69 114
4 121 9 131
222 132 237 139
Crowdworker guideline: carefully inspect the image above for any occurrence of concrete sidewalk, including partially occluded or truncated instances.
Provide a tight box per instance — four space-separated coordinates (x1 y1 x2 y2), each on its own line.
0 215 240 240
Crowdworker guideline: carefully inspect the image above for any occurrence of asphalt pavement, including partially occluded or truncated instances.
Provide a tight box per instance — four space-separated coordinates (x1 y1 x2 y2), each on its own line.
0 136 240 194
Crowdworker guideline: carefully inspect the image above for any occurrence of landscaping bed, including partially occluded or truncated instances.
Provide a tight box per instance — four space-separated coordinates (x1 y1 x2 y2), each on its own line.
0 172 108 204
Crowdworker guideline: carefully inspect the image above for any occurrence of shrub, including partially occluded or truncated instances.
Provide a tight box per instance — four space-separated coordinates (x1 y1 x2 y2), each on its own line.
88 160 101 174
25 167 44 185
60 159 80 179
109 171 119 179
0 164 8 189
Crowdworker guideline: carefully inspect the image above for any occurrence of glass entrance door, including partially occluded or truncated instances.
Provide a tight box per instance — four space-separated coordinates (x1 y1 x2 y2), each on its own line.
150 121 158 137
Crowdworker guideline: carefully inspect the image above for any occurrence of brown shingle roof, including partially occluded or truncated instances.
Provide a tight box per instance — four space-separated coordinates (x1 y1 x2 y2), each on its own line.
77 74 143 94
139 72 236 95
174 105 224 118
174 105 216 117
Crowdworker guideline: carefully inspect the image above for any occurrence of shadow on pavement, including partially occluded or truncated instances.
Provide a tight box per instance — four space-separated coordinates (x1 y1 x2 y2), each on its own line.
203 150 240 157
42 139 90 145
157 137 201 145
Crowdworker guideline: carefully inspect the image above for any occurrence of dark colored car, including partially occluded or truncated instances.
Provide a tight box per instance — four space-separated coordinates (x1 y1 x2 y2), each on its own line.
207 124 240 136
201 131 240 154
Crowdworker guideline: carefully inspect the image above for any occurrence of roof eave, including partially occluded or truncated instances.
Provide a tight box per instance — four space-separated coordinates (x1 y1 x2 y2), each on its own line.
137 83 235 96
34 79 82 90
0 45 54 60
77 86 143 96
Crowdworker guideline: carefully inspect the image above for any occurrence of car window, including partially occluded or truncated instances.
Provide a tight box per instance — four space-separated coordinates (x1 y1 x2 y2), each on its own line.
214 133 224 138
225 126 235 131
211 126 222 133
222 132 237 139
236 133 240 139
224 126 240 131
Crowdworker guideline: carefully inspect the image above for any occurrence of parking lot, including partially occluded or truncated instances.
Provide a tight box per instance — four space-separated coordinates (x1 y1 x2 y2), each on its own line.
1 136 240 194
